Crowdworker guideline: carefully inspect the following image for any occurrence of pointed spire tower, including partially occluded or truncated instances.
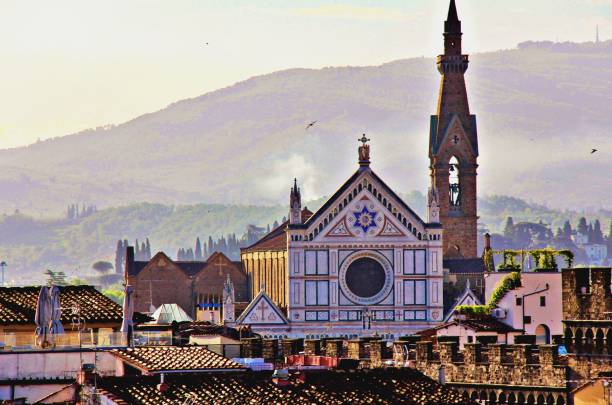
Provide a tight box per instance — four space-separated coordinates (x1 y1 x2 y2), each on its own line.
289 178 302 225
429 0 479 258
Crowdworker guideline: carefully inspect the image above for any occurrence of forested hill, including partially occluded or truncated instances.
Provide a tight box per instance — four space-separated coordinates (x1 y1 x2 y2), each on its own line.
1 40 611 217
0 194 609 285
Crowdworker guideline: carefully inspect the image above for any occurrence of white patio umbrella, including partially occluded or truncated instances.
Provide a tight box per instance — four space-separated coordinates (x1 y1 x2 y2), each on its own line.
48 285 64 345
34 286 51 347
120 285 134 346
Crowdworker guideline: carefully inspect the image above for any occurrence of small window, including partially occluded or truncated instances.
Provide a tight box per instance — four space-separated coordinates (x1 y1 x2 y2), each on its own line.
516 297 522 306
467 336 474 343
540 296 546 307
523 316 532 325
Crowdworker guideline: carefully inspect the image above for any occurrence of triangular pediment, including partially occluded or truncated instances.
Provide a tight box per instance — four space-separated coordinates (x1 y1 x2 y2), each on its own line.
305 169 428 242
444 284 483 321
137 252 192 279
236 290 288 325
436 114 477 160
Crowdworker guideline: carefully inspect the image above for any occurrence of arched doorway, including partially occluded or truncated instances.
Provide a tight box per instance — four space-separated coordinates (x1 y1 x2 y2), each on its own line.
535 324 551 344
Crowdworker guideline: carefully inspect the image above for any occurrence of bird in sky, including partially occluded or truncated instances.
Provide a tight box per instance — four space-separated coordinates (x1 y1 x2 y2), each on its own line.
591 148 598 154
306 121 317 130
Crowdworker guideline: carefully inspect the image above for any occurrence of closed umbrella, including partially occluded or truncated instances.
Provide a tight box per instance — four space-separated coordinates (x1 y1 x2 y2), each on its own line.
48 285 64 345
34 286 51 347
120 285 134 345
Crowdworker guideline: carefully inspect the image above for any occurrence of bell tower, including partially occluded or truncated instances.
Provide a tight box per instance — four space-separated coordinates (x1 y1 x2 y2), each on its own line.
429 0 478 258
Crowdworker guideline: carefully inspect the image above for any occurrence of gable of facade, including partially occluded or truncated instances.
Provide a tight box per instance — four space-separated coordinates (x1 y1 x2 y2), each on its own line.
193 252 248 303
129 252 193 314
444 281 483 321
297 169 437 244
236 290 289 325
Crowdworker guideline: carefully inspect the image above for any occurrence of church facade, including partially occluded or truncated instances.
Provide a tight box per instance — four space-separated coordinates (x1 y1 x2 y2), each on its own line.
239 140 444 338
237 0 480 338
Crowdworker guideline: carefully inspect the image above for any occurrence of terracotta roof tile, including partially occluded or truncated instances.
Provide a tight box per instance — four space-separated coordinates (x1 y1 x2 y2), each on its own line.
95 368 472 404
0 285 124 326
111 346 246 372
241 209 312 253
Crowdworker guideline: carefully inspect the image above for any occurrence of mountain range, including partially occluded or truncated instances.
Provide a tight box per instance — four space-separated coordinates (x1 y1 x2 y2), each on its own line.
1 41 611 217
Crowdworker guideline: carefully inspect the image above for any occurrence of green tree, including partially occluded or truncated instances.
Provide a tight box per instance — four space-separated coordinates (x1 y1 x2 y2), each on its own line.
503 217 515 239
195 237 202 260
92 261 114 273
563 220 572 238
44 269 68 286
577 217 588 235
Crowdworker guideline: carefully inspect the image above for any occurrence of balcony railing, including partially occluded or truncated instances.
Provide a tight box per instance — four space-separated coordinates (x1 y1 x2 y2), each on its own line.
1 330 173 351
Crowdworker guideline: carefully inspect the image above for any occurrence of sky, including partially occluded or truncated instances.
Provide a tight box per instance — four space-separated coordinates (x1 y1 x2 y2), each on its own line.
1 0 611 149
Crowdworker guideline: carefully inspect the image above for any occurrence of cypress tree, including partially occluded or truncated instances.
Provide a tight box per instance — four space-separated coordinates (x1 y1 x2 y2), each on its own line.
208 236 214 256
563 221 572 238
115 239 124 275
195 237 202 260
145 238 152 260
577 217 588 235
135 239 140 259
593 220 604 243
503 217 514 239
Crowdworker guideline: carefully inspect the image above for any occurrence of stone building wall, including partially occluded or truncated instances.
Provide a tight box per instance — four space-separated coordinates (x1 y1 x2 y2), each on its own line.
562 268 612 320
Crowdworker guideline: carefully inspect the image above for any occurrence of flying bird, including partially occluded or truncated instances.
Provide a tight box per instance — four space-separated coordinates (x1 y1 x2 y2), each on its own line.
591 148 598 154
306 121 317 130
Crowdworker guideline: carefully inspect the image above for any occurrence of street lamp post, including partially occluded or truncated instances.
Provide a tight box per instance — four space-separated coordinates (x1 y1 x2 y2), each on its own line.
0 261 6 286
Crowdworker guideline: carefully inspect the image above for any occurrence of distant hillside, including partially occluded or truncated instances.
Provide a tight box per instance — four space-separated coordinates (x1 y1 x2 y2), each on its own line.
0 41 611 217
0 193 609 285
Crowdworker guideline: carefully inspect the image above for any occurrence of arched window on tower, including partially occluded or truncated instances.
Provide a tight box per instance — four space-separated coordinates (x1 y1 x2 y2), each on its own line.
449 156 461 209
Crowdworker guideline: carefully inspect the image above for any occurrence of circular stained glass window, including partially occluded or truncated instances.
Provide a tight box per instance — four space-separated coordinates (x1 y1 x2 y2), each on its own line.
345 257 386 298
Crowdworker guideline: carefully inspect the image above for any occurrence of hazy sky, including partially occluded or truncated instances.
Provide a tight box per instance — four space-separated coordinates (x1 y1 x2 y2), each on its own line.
1 0 610 149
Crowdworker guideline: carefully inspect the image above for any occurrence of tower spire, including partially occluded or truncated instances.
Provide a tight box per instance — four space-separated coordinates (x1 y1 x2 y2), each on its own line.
289 178 302 225
429 0 479 258
445 0 461 34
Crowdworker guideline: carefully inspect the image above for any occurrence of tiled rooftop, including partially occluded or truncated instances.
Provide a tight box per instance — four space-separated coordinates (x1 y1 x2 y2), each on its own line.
95 368 472 404
0 285 124 326
443 258 486 274
110 346 246 372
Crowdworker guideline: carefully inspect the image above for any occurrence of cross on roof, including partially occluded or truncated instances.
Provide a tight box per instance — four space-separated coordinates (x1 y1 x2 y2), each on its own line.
359 134 370 146
256 301 267 320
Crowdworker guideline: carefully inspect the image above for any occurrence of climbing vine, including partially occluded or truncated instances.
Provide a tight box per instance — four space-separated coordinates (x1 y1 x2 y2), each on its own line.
485 248 574 272
455 271 522 317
